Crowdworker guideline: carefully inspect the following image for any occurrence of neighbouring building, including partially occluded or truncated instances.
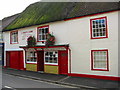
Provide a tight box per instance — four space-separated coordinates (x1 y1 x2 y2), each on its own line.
2 2 120 81
0 20 3 65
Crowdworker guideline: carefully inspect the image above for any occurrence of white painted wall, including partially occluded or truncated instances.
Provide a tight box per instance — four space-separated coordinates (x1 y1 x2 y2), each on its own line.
3 11 118 77
118 11 120 77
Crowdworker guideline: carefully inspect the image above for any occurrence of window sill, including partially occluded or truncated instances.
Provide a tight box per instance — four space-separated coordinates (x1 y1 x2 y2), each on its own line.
26 62 37 64
91 36 108 39
91 68 109 71
44 63 58 66
37 40 46 42
10 42 18 44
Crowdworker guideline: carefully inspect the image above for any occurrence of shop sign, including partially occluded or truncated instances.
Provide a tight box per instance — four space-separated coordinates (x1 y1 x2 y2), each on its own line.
44 47 66 51
21 31 33 40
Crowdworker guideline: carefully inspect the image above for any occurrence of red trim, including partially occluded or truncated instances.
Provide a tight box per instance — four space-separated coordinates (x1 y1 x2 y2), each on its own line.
44 64 58 66
21 45 68 49
37 25 49 42
64 10 119 21
91 49 109 71
19 68 26 70
90 16 108 39
10 30 19 44
24 68 26 70
3 66 7 68
68 73 120 81
36 50 39 71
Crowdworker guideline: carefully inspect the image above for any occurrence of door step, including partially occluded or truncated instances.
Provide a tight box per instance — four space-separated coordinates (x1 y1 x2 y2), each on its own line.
38 71 44 73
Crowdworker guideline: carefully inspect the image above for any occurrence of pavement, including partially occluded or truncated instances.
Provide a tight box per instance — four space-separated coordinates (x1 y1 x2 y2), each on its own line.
2 67 120 90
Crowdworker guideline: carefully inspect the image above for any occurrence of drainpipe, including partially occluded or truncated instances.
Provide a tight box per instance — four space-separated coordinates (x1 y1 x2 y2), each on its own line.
68 47 71 75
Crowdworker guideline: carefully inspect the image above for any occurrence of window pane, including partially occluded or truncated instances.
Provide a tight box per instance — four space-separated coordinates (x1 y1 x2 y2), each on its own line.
93 50 108 69
26 51 37 63
45 28 48 33
91 17 107 38
11 31 18 43
44 51 58 64
93 25 95 28
38 27 48 41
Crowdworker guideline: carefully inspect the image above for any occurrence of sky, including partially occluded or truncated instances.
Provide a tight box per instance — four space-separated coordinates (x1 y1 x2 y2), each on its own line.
0 0 119 20
0 0 41 20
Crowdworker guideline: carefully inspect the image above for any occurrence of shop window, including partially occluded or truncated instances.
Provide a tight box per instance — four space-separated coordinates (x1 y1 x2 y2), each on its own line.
44 51 58 65
91 50 109 71
37 25 49 42
10 31 18 44
26 51 37 63
90 17 108 39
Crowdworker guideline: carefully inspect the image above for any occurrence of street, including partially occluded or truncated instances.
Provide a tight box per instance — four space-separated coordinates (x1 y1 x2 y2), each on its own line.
2 73 78 89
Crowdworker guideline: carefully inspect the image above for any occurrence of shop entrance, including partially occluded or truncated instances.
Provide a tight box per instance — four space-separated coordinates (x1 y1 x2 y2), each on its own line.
37 51 44 72
59 50 68 75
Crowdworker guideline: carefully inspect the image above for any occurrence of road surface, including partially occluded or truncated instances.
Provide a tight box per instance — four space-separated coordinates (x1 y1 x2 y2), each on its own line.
2 73 78 89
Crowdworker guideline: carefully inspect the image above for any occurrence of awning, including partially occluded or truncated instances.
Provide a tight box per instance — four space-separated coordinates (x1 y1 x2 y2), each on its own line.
19 44 69 51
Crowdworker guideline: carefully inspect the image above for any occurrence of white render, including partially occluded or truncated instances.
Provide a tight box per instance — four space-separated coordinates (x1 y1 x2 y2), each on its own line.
3 11 119 77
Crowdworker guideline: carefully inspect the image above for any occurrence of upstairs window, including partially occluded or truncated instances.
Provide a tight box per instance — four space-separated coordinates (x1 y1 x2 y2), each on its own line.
37 25 49 42
10 31 18 44
90 17 108 39
91 50 109 71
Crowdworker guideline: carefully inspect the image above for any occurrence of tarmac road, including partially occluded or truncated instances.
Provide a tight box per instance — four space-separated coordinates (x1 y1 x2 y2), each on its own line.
2 73 79 89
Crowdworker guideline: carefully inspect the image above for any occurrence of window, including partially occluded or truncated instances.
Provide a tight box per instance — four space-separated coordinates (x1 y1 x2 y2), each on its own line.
26 51 37 63
44 51 58 65
37 25 49 42
90 17 108 39
10 31 18 44
91 50 109 71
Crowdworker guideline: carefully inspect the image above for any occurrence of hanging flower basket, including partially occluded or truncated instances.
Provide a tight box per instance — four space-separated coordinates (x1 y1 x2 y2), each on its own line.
27 36 36 47
45 33 55 47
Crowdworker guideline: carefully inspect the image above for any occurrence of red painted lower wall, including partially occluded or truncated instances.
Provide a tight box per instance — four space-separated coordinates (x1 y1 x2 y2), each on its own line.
68 73 120 81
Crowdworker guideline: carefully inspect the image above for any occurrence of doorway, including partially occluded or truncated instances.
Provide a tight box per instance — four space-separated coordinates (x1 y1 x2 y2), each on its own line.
59 50 68 75
37 51 44 72
6 51 24 70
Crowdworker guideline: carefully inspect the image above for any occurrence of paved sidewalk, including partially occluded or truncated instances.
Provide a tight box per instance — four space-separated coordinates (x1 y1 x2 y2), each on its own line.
2 68 120 90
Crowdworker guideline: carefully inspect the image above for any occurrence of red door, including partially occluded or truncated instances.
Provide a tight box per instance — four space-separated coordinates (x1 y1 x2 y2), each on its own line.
6 51 10 67
9 51 19 69
19 51 24 70
37 51 44 71
6 51 24 70
59 51 68 75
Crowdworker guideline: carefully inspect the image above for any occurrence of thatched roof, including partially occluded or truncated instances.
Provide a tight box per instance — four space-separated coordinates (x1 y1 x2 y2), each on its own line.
3 2 119 32
2 14 20 29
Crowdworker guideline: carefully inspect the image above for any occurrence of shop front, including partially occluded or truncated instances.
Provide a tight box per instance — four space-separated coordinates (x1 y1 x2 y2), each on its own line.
20 45 69 75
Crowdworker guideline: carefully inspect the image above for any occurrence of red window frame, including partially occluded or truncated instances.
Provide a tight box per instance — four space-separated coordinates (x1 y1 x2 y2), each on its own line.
37 25 49 42
91 49 109 71
90 16 108 39
10 30 18 44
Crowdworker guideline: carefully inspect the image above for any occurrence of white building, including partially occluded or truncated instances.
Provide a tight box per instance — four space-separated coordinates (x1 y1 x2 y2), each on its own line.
3 2 120 81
